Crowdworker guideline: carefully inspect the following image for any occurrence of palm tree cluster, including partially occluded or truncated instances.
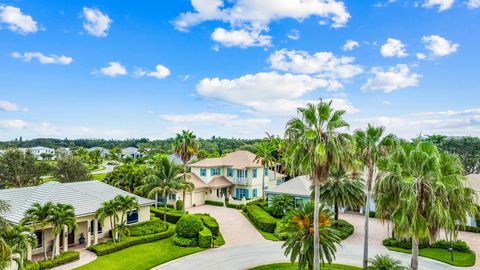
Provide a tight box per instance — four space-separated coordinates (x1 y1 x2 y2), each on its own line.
95 195 138 242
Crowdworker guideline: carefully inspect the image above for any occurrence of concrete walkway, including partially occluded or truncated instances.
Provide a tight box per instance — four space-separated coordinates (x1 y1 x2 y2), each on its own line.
50 249 96 270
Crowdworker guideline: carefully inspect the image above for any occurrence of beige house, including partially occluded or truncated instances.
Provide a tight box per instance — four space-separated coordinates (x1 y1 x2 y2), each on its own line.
168 151 285 208
0 181 154 262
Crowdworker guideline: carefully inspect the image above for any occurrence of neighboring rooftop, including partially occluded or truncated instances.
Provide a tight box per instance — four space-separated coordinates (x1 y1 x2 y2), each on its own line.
168 154 196 166
188 150 262 169
266 175 311 197
0 181 155 224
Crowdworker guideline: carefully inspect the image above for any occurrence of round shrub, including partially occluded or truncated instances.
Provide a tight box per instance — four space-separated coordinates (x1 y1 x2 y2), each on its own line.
175 214 204 238
176 200 184 211
173 234 198 247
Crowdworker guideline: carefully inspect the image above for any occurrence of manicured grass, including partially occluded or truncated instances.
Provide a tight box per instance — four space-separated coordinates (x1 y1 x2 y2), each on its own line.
214 232 225 246
91 172 108 181
75 238 203 270
249 262 361 270
386 246 476 267
241 212 281 241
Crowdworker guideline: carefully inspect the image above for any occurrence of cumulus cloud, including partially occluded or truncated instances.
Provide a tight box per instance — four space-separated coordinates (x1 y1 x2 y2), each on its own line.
0 101 26 112
98 62 127 77
342 40 359 51
160 112 271 127
211 27 271 48
468 0 480 8
423 0 455 11
380 38 408 58
287 29 300 40
0 119 28 129
135 65 171 79
361 64 420 93
416 53 426 60
0 5 38 34
82 7 112 37
11 51 73 65
421 35 459 57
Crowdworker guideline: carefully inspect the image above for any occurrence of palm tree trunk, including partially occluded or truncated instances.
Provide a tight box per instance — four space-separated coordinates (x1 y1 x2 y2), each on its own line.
363 167 374 269
110 216 115 242
262 166 266 198
313 180 320 270
182 189 186 214
334 203 339 221
155 192 158 209
42 230 47 260
163 194 168 227
411 237 419 270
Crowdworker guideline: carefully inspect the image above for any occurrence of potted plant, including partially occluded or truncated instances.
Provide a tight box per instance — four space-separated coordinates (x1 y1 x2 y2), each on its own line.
79 233 85 244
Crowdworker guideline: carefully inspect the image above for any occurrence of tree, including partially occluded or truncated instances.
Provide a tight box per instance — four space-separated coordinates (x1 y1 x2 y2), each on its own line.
49 203 77 259
369 255 406 270
104 164 148 193
282 201 341 270
54 155 91 183
255 141 275 198
177 180 194 214
172 130 199 213
375 141 477 270
0 200 11 269
114 195 138 241
22 202 54 260
73 147 88 163
0 149 43 188
438 136 480 174
285 100 353 270
96 200 119 242
319 169 365 221
109 147 122 161
87 150 102 168
268 194 294 218
3 224 37 269
354 124 395 268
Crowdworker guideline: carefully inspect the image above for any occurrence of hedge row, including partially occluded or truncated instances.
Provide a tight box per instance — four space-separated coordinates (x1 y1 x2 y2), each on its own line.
205 200 224 207
22 261 40 270
226 203 243 210
245 204 277 233
151 207 184 224
333 219 354 240
198 226 213 248
197 214 220 237
176 215 204 238
27 251 80 270
173 234 198 247
383 238 471 252
128 219 167 236
88 224 175 256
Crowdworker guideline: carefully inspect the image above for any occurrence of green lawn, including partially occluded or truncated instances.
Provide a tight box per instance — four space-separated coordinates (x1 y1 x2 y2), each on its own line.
249 262 361 270
386 246 476 267
214 232 225 246
75 238 203 270
241 211 281 241
91 172 108 181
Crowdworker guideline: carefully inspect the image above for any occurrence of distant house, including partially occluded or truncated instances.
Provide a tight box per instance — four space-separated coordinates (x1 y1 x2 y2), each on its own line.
265 175 310 207
167 154 196 166
20 146 56 160
88 147 110 157
121 147 142 159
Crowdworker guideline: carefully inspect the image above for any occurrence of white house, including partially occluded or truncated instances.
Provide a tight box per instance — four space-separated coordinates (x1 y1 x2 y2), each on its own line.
19 146 56 160
121 147 142 159
265 175 311 207
88 147 110 157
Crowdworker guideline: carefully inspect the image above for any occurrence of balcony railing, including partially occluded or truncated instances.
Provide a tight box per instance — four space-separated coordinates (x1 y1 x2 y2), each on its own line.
234 177 249 185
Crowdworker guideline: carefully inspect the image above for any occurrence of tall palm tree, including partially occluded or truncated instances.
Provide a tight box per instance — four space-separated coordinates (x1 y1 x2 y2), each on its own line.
354 124 395 268
282 201 341 270
0 199 11 269
4 224 37 269
96 200 119 242
319 169 365 221
22 202 54 260
255 141 275 197
285 100 353 270
114 195 138 241
173 130 199 212
375 141 476 270
177 180 194 213
50 203 77 259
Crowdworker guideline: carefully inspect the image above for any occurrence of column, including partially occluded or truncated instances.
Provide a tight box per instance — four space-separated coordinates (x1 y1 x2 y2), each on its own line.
93 219 99 245
27 244 32 261
54 234 60 256
63 225 68 252
86 220 92 247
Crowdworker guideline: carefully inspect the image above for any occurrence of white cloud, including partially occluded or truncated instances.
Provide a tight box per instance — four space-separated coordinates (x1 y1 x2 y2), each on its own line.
380 38 408 58
211 27 271 48
361 64 420 93
11 51 73 65
416 53 426 60
98 62 127 77
159 112 271 127
268 49 363 81
287 29 300 40
135 65 171 79
0 5 38 34
82 7 112 37
0 101 26 112
0 119 28 129
342 40 359 51
421 35 459 57
468 0 480 8
423 0 455 11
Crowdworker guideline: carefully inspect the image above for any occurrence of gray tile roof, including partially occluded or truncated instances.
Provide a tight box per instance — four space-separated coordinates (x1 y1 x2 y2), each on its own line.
0 181 155 224
266 175 311 197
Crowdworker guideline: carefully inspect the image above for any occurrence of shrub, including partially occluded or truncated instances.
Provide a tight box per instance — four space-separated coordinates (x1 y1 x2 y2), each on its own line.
38 251 79 270
175 215 204 238
458 225 480 233
273 223 289 240
333 219 354 240
198 226 213 248
226 203 243 209
176 200 184 210
128 219 167 236
88 224 175 256
383 238 399 247
432 240 471 253
173 234 198 247
369 211 377 218
245 204 277 233
21 261 40 270
368 254 407 270
151 207 184 224
197 214 219 237
205 200 224 207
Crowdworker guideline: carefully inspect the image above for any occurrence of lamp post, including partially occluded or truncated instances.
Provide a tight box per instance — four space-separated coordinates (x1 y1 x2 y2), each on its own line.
448 247 454 261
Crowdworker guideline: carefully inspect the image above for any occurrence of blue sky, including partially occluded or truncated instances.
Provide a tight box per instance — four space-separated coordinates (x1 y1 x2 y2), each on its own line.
0 0 479 140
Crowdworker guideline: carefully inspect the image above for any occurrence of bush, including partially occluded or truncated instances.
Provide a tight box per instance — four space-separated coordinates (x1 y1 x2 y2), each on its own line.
226 203 243 209
198 226 213 248
369 211 377 218
458 225 480 233
383 238 399 247
21 261 40 270
176 200 184 210
38 251 79 270
88 224 175 256
128 219 167 236
382 238 454 251
273 223 289 241
173 234 198 247
151 207 184 224
432 240 471 253
205 200 224 207
245 204 277 233
175 215 204 238
333 219 354 240
197 214 219 237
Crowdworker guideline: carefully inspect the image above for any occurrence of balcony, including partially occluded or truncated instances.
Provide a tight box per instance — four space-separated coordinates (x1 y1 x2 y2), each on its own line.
234 177 249 185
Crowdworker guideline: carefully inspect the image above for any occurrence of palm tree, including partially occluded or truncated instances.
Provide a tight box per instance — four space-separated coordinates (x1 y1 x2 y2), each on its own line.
269 194 294 218
354 124 395 268
375 141 477 270
285 100 353 270
369 255 406 270
114 195 138 241
177 179 194 213
4 224 37 269
173 130 199 212
0 199 11 269
96 200 119 242
50 203 77 259
22 202 54 260
255 141 275 197
282 201 341 270
319 169 365 221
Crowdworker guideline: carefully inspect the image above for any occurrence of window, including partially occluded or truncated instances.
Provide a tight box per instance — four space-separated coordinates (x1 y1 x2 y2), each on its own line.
169 194 177 201
200 168 207 176
235 188 249 199
211 167 221 176
252 168 257 178
227 168 233 177
252 189 258 198
90 220 103 234
127 210 139 224
35 231 43 248
264 168 269 176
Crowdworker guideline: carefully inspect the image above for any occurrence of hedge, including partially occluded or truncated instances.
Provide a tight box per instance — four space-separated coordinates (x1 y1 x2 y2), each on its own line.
245 204 277 233
21 261 40 270
226 203 243 210
382 238 471 252
432 240 471 253
128 219 167 236
368 211 377 218
37 251 79 270
176 200 184 210
333 219 354 240
151 207 184 224
198 214 220 237
205 200 224 207
88 224 175 256
173 234 198 247
198 226 213 248
176 215 204 238
458 225 480 233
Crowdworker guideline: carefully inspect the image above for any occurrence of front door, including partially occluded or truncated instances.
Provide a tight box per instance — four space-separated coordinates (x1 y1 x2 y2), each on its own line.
60 232 75 247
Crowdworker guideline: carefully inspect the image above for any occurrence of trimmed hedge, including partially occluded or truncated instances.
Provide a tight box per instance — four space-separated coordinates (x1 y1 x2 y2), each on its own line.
37 251 79 270
205 200 224 207
198 226 213 248
151 207 184 224
245 204 277 233
176 200 184 210
198 214 220 237
88 224 175 256
432 240 471 253
368 211 377 218
175 215 204 238
458 225 480 233
173 234 198 247
382 238 471 252
333 219 354 240
21 261 40 270
226 203 243 210
128 219 167 236
383 238 428 249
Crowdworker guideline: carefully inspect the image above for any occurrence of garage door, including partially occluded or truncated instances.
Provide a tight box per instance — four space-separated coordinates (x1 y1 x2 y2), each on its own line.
193 191 205 206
